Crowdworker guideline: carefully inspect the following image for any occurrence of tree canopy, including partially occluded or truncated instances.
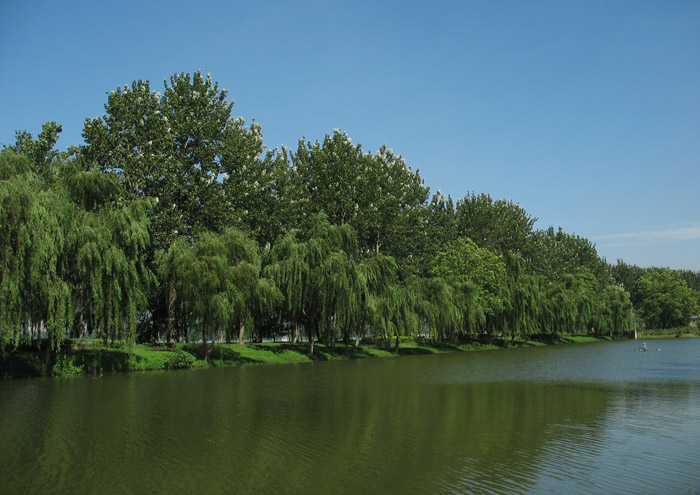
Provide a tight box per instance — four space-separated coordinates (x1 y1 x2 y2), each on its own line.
4 70 691 357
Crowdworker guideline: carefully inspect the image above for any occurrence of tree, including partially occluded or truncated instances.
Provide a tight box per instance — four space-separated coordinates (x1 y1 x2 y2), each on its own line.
288 130 429 276
159 228 279 360
636 269 699 329
265 214 363 357
0 151 71 351
430 237 508 335
82 71 264 249
0 150 153 350
529 226 610 283
82 71 267 341
455 193 536 257
499 252 542 342
593 285 635 337
6 121 63 180
416 192 457 277
610 260 647 306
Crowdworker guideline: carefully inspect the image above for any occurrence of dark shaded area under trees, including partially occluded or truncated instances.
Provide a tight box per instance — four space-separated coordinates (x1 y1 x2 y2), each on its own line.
2 71 698 371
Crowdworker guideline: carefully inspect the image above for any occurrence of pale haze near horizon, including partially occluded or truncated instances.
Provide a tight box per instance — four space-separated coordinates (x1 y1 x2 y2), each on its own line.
1 0 698 271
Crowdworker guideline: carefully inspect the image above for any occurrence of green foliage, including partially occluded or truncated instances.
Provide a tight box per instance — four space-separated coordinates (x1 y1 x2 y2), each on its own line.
289 130 429 276
0 145 153 350
455 192 536 256
52 353 85 376
530 227 611 284
166 349 197 369
2 71 685 358
265 214 368 355
0 150 73 349
5 121 63 181
159 228 280 358
637 269 699 329
610 259 647 306
82 71 265 250
430 237 508 319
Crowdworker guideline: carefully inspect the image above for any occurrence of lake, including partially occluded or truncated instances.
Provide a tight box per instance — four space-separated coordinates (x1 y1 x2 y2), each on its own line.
1 338 699 494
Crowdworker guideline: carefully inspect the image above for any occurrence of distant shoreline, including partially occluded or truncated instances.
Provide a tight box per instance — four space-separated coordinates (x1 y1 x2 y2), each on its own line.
2 331 697 380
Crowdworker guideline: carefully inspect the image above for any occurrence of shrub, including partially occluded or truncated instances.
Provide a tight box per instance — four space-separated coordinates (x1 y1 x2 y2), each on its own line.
167 350 197 369
52 354 84 376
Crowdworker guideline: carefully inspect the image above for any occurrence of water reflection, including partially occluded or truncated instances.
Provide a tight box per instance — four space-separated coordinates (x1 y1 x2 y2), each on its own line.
1 339 699 494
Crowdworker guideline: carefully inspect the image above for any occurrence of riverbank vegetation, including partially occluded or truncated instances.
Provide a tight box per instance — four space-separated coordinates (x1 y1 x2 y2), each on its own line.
2 71 699 378
0 334 593 378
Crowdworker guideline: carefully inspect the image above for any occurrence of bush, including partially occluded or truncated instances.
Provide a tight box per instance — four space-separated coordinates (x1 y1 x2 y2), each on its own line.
0 352 48 378
52 354 84 376
166 350 197 369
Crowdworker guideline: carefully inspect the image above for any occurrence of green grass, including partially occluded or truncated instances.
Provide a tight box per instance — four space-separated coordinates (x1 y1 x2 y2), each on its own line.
637 326 699 338
1 333 617 379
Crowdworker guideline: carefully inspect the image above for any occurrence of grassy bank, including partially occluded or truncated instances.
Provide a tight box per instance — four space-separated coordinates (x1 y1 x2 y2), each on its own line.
637 326 699 339
0 333 637 379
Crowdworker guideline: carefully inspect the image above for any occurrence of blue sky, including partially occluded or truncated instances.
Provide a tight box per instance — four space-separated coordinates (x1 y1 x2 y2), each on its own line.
2 0 698 270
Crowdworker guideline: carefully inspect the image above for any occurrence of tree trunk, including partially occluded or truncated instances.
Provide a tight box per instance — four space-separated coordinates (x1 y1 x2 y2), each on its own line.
203 332 211 361
293 323 299 344
238 320 245 346
167 284 176 345
394 334 400 354
43 340 52 368
78 313 85 339
308 322 315 358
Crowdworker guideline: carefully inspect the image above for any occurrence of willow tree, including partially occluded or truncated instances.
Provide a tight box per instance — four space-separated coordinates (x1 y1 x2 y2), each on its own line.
541 277 579 340
0 151 72 350
499 252 542 342
355 254 398 347
159 228 278 359
82 71 266 342
370 281 419 353
1 150 152 350
409 276 483 343
265 214 362 357
593 285 635 337
67 195 154 344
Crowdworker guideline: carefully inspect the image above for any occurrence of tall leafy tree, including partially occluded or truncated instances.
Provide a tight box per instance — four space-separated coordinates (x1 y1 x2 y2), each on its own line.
159 228 279 359
289 130 429 276
499 252 542 342
6 121 63 181
0 151 71 350
82 71 264 248
530 226 610 283
610 259 647 306
416 192 457 276
82 71 267 339
455 193 536 257
430 237 508 335
265 214 362 356
637 269 699 329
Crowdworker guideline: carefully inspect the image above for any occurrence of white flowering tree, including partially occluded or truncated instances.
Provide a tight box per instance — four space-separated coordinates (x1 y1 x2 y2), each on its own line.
289 130 429 277
82 71 267 342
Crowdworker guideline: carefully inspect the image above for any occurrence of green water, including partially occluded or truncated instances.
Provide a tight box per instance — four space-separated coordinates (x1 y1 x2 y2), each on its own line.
1 339 699 494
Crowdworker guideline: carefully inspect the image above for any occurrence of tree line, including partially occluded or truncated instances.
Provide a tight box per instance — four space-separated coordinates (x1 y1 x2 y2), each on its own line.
2 71 698 358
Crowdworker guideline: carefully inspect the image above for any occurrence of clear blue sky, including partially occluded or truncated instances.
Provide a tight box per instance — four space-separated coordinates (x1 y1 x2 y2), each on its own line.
2 0 698 270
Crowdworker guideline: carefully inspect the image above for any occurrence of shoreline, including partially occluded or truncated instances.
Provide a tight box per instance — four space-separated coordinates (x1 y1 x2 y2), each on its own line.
2 331 696 379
